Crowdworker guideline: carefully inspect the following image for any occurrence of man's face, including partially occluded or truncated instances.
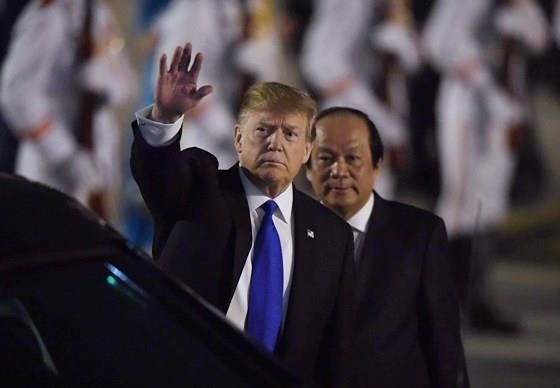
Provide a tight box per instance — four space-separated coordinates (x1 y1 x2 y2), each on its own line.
235 110 312 196
306 113 380 220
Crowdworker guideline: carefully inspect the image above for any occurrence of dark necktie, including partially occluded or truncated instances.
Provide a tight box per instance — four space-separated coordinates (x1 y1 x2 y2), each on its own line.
245 200 283 351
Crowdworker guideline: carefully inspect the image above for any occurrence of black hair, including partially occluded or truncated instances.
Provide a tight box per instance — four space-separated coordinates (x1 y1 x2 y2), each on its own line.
309 106 384 168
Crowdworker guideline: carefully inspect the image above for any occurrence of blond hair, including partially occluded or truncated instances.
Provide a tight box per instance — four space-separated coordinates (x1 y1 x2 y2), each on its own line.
237 82 317 138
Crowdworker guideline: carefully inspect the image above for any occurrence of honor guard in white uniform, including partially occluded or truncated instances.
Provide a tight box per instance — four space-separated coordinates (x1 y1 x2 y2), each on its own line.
301 0 408 198
424 0 547 240
0 0 135 218
370 0 421 181
371 0 420 116
423 0 548 333
495 0 550 200
234 0 288 83
149 0 242 168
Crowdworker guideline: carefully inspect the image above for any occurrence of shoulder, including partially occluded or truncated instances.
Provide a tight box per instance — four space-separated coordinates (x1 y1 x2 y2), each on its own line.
376 193 444 230
294 189 351 233
182 147 220 167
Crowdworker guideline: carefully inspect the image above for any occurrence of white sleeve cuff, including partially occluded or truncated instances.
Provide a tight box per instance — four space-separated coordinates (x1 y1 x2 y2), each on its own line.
135 104 184 146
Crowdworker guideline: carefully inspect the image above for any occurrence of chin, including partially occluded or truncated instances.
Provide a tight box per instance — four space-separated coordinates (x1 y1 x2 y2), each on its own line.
326 193 354 208
259 169 287 184
328 190 353 200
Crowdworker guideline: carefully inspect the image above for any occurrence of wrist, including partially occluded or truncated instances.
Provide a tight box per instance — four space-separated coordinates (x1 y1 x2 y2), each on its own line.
151 104 181 124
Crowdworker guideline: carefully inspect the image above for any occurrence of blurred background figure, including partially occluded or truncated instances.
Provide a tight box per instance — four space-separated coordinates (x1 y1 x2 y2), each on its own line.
0 0 135 221
555 0 560 44
276 0 313 84
499 0 550 206
423 0 549 334
234 0 290 85
0 0 30 174
370 0 422 192
300 0 409 198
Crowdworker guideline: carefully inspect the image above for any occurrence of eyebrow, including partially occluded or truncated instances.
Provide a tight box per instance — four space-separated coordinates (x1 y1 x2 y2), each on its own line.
258 121 301 131
316 145 361 153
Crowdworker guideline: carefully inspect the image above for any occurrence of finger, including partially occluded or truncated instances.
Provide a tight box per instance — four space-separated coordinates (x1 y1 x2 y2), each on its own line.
159 54 168 77
189 52 203 80
194 85 213 101
179 42 192 71
169 46 183 72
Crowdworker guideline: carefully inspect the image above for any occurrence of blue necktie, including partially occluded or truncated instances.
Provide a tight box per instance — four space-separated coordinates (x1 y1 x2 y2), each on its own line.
245 200 283 351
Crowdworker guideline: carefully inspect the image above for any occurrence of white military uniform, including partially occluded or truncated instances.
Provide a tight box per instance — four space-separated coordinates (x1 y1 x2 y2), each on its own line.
301 0 407 198
423 0 547 237
370 1 421 128
0 0 135 208
234 0 288 83
150 0 241 168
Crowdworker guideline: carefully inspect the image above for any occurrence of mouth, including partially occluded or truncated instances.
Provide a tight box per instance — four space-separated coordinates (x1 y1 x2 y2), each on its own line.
327 182 354 194
329 186 351 193
259 159 286 167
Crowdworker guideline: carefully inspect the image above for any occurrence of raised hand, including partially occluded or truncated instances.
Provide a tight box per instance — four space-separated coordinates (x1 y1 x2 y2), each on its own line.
152 42 213 123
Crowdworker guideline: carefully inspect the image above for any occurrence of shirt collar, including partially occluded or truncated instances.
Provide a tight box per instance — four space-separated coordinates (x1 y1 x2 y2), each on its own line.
238 168 293 224
346 193 374 233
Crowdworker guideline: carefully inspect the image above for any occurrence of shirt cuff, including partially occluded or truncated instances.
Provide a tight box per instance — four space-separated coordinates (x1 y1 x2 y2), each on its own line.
135 104 184 146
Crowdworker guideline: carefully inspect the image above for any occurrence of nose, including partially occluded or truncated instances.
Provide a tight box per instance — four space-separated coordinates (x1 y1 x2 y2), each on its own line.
330 158 349 178
267 129 283 151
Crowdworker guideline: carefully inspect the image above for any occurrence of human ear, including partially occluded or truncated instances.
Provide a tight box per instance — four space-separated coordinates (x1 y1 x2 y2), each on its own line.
234 125 243 155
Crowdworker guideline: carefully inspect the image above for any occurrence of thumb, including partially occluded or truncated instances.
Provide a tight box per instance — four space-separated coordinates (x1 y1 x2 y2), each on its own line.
194 85 213 101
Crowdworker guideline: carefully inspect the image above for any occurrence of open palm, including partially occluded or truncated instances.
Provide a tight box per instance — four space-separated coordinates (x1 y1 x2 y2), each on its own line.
154 42 213 122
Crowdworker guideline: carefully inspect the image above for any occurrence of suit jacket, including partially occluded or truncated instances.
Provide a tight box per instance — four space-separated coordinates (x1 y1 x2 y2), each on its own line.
351 192 468 388
130 123 355 386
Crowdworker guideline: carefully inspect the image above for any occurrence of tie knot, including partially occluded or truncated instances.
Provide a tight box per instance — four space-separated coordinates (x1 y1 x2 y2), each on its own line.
261 200 278 217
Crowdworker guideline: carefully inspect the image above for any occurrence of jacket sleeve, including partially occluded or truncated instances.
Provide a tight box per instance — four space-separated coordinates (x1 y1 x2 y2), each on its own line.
419 218 469 388
130 120 219 258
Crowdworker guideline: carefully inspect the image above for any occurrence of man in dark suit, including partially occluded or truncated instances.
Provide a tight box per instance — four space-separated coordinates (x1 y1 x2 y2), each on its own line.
130 43 355 386
306 107 468 387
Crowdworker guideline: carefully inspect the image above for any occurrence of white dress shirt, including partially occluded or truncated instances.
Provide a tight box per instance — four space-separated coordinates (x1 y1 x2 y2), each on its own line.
135 107 295 332
226 172 294 331
135 105 184 146
346 192 374 261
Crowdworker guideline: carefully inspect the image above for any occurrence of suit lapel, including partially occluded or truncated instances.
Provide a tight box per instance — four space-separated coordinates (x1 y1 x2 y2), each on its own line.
221 165 252 302
356 191 390 294
277 189 316 355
